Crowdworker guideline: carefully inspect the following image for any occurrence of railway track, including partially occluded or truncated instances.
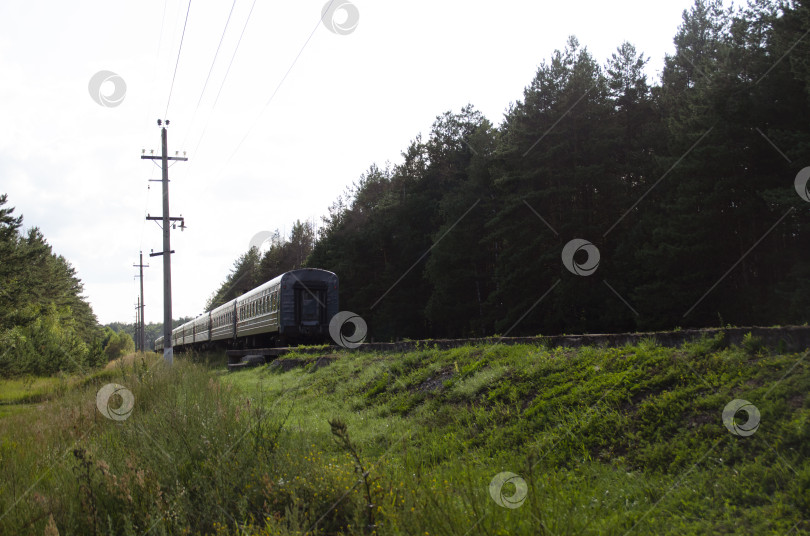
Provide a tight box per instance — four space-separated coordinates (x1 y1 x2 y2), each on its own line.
225 325 810 371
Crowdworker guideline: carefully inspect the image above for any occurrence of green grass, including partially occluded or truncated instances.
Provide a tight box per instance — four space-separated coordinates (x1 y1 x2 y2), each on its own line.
0 376 63 405
0 334 808 535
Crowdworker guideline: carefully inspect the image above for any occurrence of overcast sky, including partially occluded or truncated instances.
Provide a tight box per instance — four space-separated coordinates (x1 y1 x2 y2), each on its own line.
0 0 699 325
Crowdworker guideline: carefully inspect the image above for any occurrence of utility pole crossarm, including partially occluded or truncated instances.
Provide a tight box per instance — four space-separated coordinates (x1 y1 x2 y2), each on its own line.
141 155 188 161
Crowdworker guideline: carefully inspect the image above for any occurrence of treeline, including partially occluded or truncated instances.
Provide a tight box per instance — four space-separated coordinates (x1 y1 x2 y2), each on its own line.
205 221 315 311
106 318 193 350
215 0 810 340
0 194 107 376
100 326 135 359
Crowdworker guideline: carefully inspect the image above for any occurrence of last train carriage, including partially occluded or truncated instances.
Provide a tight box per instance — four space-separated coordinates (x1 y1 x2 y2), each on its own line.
155 268 339 351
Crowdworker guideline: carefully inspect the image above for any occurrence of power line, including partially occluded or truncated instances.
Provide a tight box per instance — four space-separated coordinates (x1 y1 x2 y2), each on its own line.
137 0 168 253
192 0 239 119
182 0 260 170
214 1 333 178
180 0 239 152
165 0 193 118
138 165 155 252
156 0 168 63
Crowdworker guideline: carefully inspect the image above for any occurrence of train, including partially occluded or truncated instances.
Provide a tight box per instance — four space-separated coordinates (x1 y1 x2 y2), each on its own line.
155 268 339 351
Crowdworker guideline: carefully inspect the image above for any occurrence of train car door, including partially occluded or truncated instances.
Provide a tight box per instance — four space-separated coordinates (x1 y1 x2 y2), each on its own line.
294 284 326 327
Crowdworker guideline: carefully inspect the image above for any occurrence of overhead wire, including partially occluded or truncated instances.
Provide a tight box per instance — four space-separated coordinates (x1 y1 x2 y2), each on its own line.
164 0 193 119
138 0 170 256
182 0 239 149
148 1 337 314
212 0 335 179
181 0 260 177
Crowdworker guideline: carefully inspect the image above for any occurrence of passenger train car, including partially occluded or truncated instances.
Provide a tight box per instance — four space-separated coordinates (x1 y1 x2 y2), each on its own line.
155 268 338 351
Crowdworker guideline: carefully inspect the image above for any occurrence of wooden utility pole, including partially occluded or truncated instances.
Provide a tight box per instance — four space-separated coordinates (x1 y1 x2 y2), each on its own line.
142 119 186 365
135 297 141 352
133 251 149 352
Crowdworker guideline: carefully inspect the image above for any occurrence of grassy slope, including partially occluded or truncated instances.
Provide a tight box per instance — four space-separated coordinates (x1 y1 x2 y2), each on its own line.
0 335 807 535
222 333 809 535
